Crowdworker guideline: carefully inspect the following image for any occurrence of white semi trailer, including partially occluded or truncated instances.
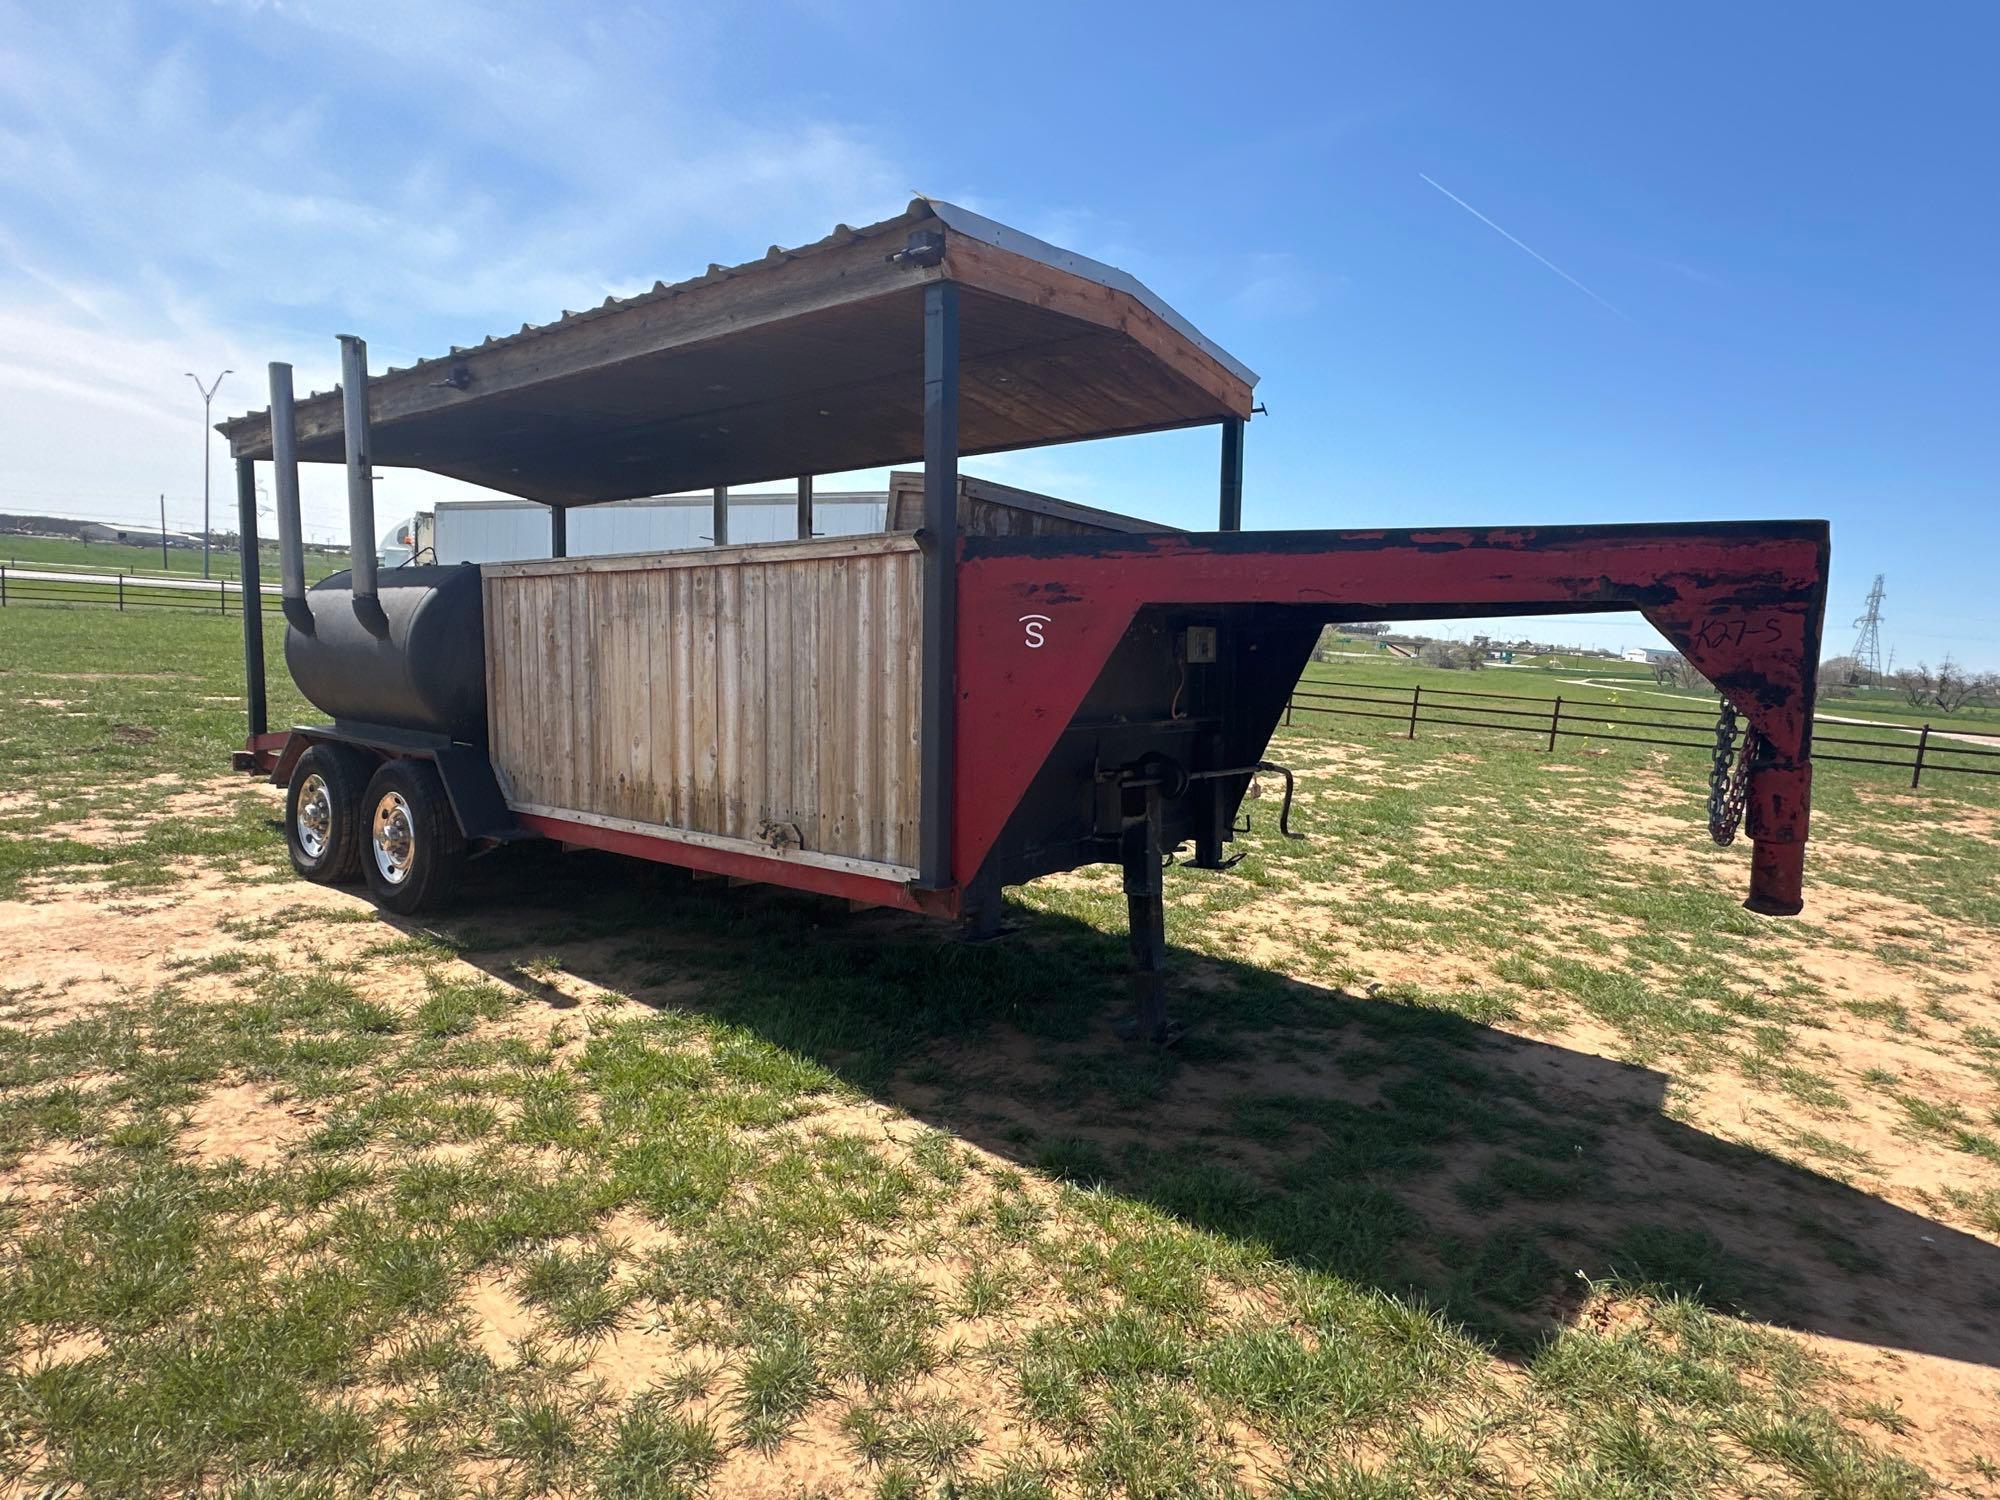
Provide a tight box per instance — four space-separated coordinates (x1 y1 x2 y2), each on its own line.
429 492 887 565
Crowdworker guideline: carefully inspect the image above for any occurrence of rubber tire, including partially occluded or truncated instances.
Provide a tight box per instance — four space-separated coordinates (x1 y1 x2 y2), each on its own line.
359 758 466 915
285 743 370 885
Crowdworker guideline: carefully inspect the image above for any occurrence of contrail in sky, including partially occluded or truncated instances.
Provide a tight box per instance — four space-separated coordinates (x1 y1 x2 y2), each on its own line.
1418 173 1626 318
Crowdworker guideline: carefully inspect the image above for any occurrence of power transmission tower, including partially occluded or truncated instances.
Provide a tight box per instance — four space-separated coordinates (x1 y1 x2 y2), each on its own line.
1849 574 1886 685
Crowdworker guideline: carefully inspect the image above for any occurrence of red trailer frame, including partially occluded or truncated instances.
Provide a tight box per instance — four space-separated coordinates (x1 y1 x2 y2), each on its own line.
501 518 1828 916
220 197 1829 1039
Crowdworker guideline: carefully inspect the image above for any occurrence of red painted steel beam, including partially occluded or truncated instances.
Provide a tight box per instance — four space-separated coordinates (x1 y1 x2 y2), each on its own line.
233 729 292 776
953 521 1829 914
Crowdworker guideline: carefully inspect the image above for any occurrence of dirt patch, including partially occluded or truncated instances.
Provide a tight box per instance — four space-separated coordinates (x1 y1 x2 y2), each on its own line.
0 1138 92 1207
1808 1332 2000 1488
10 1328 107 1376
576 1321 696 1397
0 859 359 1029
706 1399 870 1498
42 784 270 847
462 1271 539 1366
179 1082 319 1167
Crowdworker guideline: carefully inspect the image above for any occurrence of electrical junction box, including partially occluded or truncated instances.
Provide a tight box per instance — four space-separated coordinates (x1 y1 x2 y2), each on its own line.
1183 626 1218 664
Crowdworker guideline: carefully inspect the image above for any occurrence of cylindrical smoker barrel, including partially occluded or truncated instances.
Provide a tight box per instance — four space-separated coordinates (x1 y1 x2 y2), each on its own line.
284 564 485 740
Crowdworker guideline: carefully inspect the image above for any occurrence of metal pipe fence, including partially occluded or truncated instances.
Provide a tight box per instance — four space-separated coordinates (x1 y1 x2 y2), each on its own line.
1286 677 2000 787
0 567 265 615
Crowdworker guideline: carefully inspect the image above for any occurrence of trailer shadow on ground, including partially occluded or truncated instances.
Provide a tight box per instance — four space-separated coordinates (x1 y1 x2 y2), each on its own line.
430 844 1999 1376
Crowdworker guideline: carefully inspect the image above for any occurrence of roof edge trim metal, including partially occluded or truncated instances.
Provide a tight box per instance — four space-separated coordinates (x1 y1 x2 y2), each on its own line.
922 198 1258 389
216 195 1257 443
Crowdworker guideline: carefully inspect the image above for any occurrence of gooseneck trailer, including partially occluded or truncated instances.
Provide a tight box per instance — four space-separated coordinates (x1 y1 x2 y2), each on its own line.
220 198 1829 1038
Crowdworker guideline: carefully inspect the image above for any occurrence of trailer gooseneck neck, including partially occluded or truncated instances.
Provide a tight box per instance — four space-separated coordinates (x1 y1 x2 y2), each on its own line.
219 196 1829 1039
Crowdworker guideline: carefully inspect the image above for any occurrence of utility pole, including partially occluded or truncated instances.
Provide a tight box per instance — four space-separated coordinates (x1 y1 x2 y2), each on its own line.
159 494 169 570
186 368 232 578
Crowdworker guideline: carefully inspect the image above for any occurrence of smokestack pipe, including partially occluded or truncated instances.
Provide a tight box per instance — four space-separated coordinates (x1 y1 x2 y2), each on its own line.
267 362 308 614
337 334 378 604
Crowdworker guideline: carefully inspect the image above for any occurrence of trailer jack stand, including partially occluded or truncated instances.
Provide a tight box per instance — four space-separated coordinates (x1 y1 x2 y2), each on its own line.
1111 778 1178 1045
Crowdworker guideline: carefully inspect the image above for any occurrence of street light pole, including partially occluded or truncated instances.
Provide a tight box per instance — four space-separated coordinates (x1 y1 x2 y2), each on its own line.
186 369 232 579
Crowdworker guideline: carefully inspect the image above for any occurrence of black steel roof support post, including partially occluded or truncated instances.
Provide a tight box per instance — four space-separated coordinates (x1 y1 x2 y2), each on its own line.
234 455 267 739
712 486 729 547
796 475 813 541
1218 417 1244 531
918 278 960 889
548 504 567 559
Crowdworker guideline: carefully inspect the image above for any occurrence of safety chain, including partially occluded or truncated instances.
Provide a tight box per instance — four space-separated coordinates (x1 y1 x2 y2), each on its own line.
1707 703 1761 846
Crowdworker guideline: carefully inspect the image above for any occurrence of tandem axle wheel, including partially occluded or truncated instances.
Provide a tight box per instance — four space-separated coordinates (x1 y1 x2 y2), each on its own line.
284 746 466 915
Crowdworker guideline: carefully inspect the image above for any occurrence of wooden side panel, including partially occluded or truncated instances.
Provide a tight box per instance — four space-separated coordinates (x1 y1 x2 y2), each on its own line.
884 470 1174 536
483 542 923 870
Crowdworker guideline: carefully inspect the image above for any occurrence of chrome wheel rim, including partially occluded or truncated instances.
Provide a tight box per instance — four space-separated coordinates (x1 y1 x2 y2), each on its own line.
371 790 415 886
296 773 332 861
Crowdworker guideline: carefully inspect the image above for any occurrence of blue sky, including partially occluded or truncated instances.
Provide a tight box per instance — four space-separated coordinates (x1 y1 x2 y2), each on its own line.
1 1 1994 665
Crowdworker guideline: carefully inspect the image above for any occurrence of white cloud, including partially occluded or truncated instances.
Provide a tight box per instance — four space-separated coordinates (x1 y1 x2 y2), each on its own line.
0 0 911 533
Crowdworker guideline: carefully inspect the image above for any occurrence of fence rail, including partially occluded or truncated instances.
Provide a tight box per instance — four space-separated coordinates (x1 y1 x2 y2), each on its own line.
0 567 261 615
8 576 1994 790
1286 678 2000 787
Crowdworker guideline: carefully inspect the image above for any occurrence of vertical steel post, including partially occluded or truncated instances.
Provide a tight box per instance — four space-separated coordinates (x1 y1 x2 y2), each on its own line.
549 505 567 559
1408 685 1421 739
1218 418 1245 531
1121 781 1170 1043
337 335 378 603
268 364 308 609
1547 695 1563 752
234 455 267 739
797 476 813 541
117 575 124 611
918 279 960 889
712 486 729 547
1912 725 1930 789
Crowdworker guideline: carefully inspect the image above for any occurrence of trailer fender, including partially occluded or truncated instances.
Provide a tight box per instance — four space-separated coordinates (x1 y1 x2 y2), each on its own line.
260 727 520 843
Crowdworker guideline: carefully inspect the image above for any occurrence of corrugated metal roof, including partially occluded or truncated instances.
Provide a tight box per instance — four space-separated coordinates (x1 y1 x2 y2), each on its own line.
221 197 1254 423
925 200 1256 388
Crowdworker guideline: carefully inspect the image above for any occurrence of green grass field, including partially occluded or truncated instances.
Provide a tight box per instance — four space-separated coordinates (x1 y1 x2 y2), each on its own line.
0 532 347 584
2 607 1997 1496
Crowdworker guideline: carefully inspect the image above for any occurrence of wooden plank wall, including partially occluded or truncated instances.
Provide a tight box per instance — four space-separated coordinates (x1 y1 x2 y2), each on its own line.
484 537 923 872
884 471 1176 536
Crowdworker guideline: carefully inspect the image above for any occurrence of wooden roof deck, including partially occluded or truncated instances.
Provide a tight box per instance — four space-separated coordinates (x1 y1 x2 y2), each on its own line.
217 199 1256 508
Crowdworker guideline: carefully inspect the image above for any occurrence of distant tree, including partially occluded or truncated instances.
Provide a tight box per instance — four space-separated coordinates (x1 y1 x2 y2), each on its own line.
1893 658 1990 714
1419 638 1487 671
1932 657 1979 713
1819 654 1862 686
1652 653 1708 691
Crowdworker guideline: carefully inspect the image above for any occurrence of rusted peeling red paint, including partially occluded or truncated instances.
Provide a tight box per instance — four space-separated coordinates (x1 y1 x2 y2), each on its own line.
954 521 1829 915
